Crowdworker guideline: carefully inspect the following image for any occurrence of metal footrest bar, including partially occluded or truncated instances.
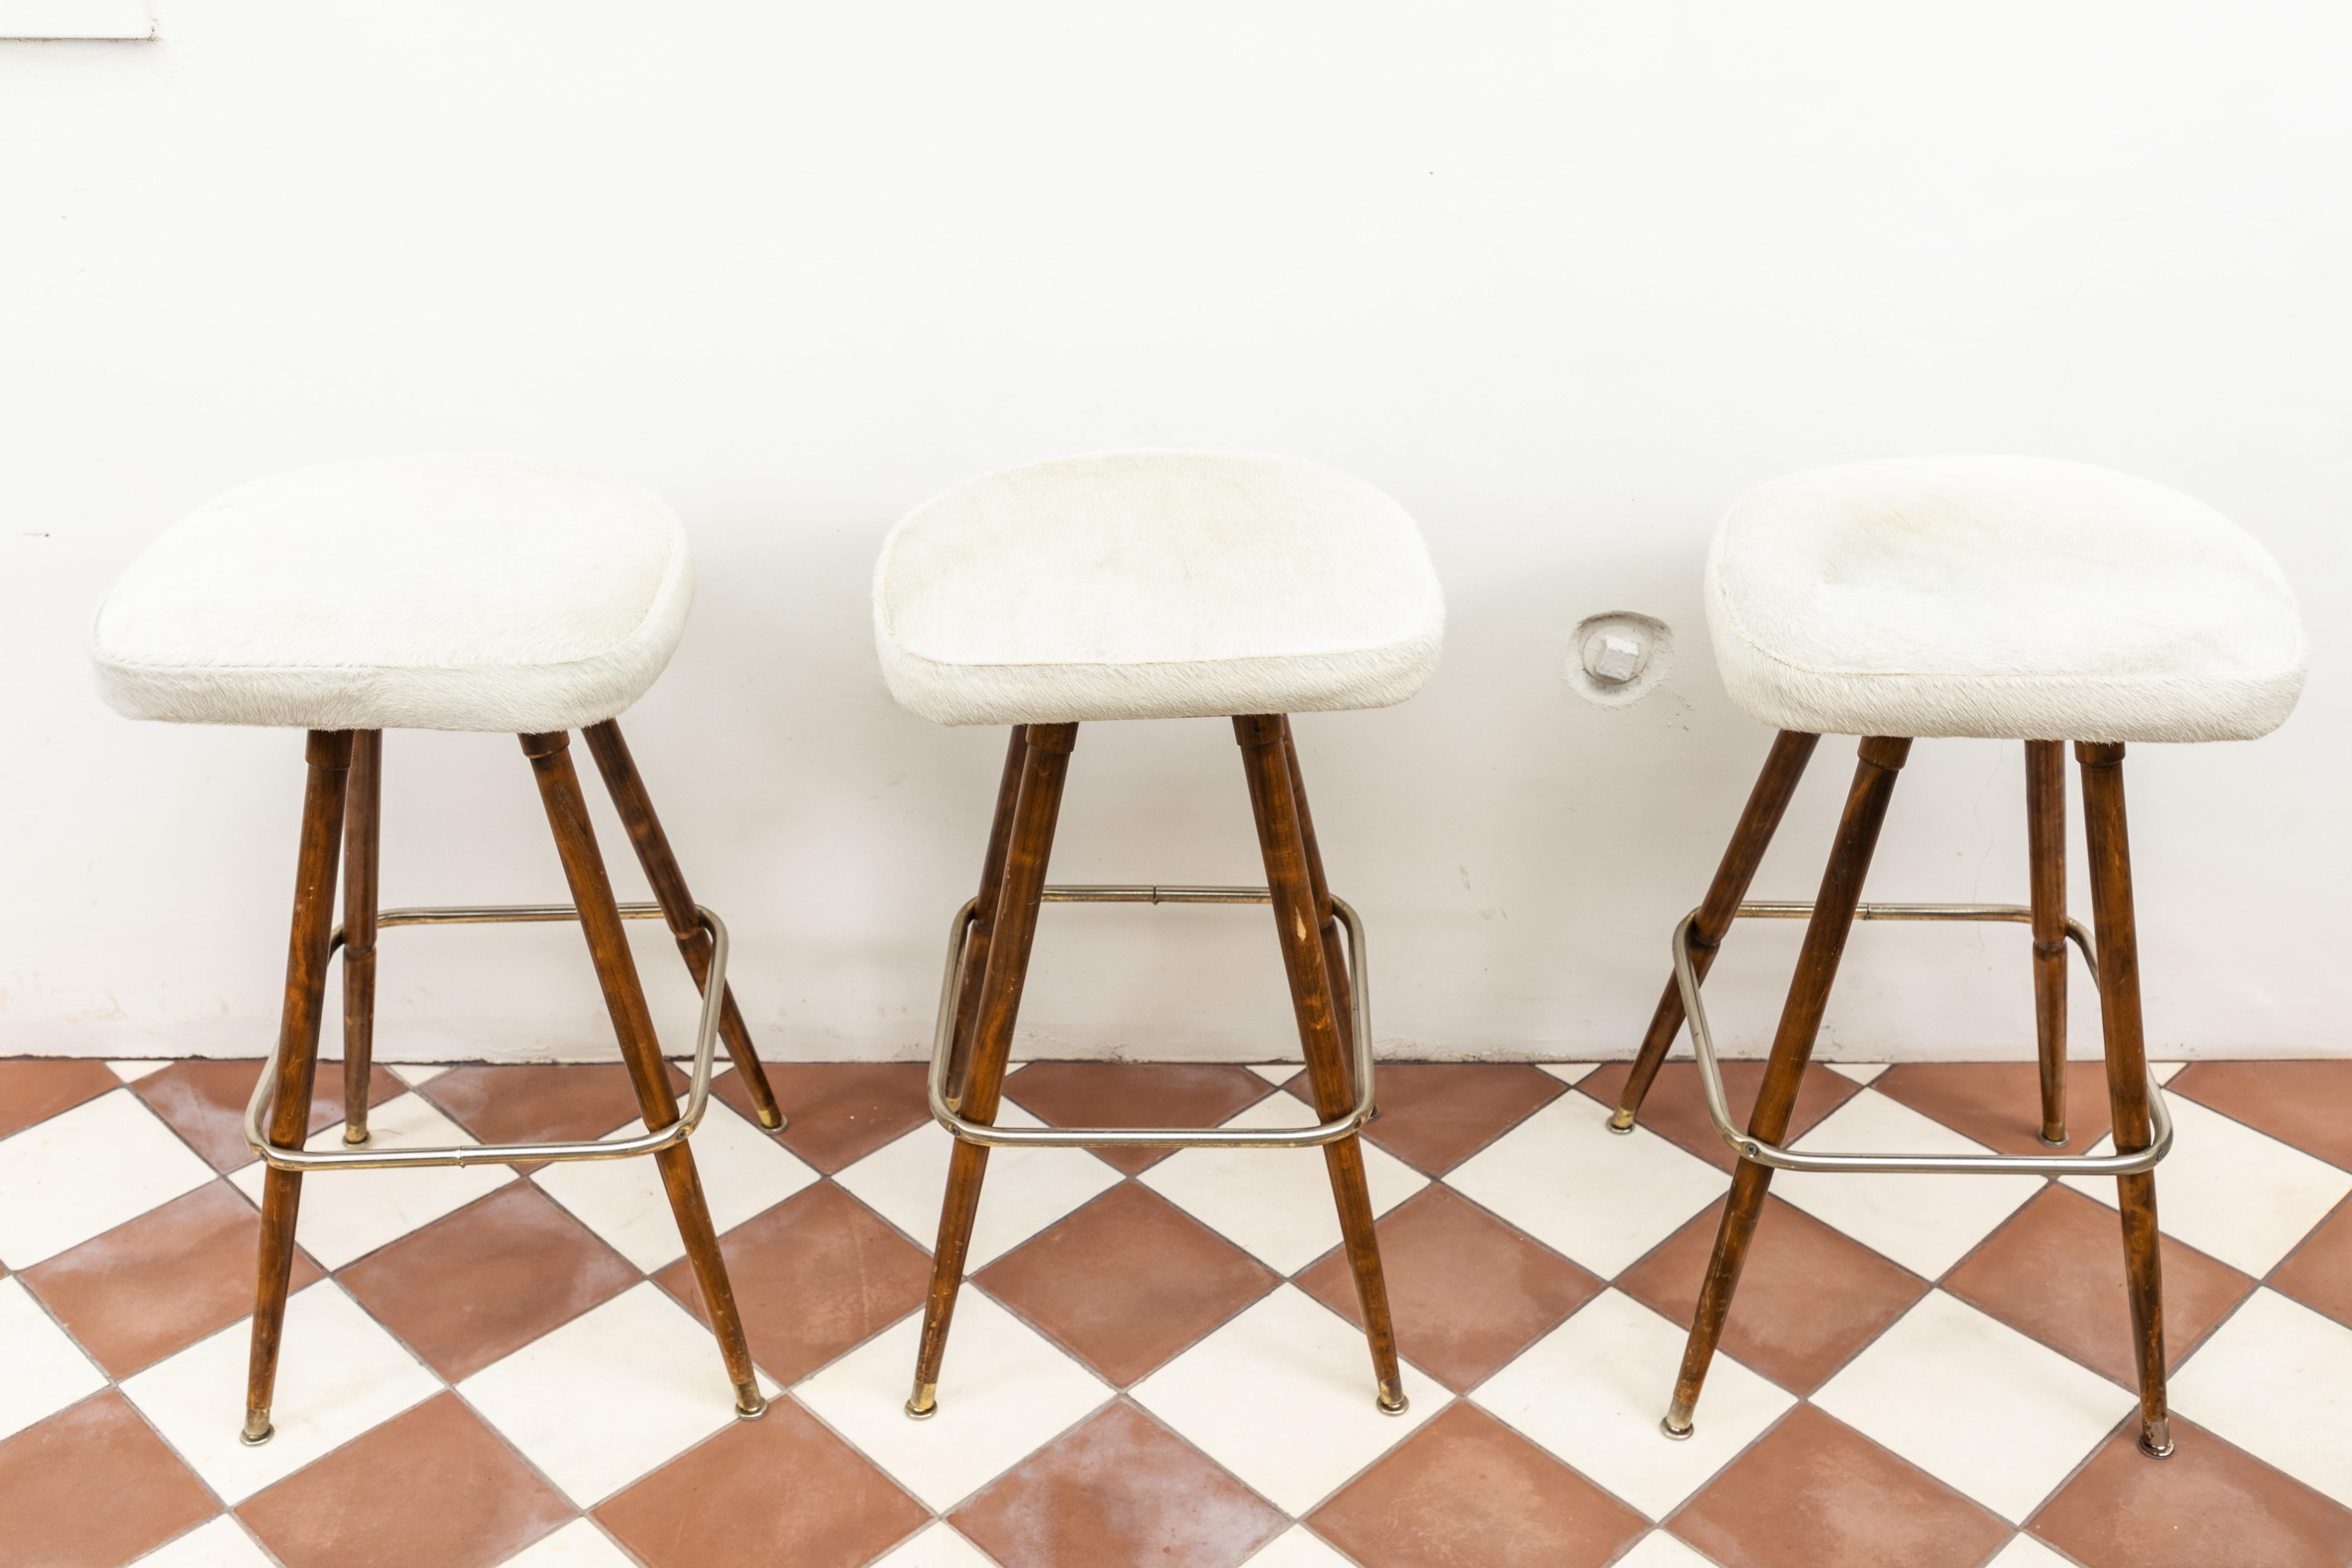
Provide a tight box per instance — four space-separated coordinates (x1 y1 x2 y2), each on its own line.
1675 900 2172 1177
243 902 729 1173
926 885 1376 1150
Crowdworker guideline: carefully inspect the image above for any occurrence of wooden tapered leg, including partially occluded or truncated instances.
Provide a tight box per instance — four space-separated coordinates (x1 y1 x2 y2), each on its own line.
1613 731 1819 1132
2026 739 2069 1147
521 730 766 1418
244 729 354 1445
581 720 785 1131
340 730 382 1145
908 722 1077 1417
1241 715 1407 1412
944 726 1030 1113
1280 720 1358 1096
1665 736 1911 1436
2077 741 2171 1459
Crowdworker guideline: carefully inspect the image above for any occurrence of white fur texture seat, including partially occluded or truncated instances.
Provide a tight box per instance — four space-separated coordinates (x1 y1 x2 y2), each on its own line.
92 454 694 733
1707 455 2305 743
873 453 1444 725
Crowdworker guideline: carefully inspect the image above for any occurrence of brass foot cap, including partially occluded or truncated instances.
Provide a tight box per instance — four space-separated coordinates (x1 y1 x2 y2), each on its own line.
1660 1416 1694 1442
2038 1130 2069 1149
760 1112 790 1133
1377 1391 1410 1417
904 1398 937 1421
239 1420 275 1448
343 1127 370 1146
735 1393 770 1421
2139 1420 2174 1460
1605 1111 1637 1135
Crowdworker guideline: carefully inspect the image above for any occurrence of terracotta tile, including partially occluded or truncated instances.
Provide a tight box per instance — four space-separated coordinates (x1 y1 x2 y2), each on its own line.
2031 1415 2352 1568
1296 1185 1601 1392
240 1392 573 1568
1669 1403 2008 1568
0 1390 217 1567
1310 1400 1645 1568
337 1183 637 1381
418 1064 652 1146
976 1183 1278 1385
1944 1184 2254 1384
1286 1063 1563 1175
1617 1195 1927 1395
134 1058 402 1173
725 1063 932 1174
1873 1061 2116 1156
1008 1062 1271 1175
654 1181 933 1384
596 1395 927 1568
1576 1061 1861 1171
954 1399 1287 1568
2171 1061 2352 1171
0 1059 119 1141
22 1180 324 1378
2271 1196 2352 1331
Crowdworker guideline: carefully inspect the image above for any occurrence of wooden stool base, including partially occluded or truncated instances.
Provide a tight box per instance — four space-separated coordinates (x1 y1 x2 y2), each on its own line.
905 717 1407 1417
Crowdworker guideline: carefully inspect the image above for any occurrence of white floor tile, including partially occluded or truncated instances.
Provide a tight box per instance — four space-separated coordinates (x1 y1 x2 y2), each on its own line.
1613 1534 1723 1568
1139 1098 1427 1274
1446 1093 1728 1277
1471 1290 1792 1520
1538 1063 1600 1084
107 1059 170 1083
1813 1290 2131 1522
1241 1527 1359 1567
1247 1064 1300 1084
132 1516 277 1567
2150 1061 2187 1085
1983 1535 2076 1568
0 1089 216 1267
1826 1061 1890 1085
389 1063 452 1087
492 1518 640 1568
1130 1285 1440 1514
228 1093 513 1270
1774 1091 2041 1278
835 1103 1121 1269
532 1098 817 1271
2172 1287 2352 1506
796 1289 1110 1511
459 1281 770 1505
0 1277 108 1441
866 1522 999 1568
2061 1094 2352 1277
121 1280 441 1503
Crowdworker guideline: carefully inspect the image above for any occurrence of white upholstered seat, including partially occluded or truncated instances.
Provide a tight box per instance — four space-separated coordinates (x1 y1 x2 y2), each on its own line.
873 453 1445 726
92 454 694 733
1706 455 2305 743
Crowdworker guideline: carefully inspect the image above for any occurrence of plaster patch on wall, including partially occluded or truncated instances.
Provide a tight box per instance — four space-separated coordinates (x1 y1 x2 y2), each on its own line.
1567 612 1675 708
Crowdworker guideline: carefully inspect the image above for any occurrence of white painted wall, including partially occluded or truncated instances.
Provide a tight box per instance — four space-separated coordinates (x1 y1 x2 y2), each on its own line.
4 2 2345 1068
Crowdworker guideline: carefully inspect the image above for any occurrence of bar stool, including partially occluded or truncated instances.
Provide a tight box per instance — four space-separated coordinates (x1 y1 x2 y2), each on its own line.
873 452 1444 1418
90 453 787 1442
1610 455 2305 1459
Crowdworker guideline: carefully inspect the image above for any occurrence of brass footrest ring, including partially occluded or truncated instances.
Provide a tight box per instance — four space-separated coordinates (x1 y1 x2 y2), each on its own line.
242 902 732 1173
924 886 1378 1152
1672 901 2172 1178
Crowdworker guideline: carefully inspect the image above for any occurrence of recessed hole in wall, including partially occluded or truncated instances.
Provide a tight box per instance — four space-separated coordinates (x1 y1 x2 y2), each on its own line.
1567 611 1674 708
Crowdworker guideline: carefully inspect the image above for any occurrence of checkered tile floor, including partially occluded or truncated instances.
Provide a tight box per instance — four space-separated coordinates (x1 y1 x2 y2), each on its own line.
5 1055 2352 1568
